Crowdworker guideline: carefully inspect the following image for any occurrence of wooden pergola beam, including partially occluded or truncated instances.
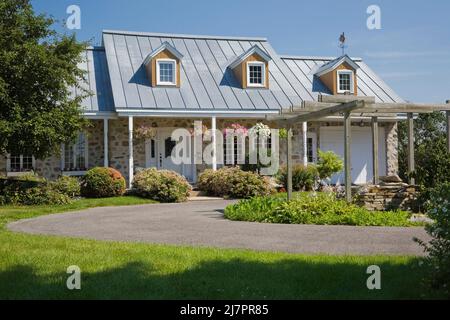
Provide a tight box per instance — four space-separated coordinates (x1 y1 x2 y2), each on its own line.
319 95 376 104
407 113 415 185
344 112 352 203
371 116 379 185
280 100 366 126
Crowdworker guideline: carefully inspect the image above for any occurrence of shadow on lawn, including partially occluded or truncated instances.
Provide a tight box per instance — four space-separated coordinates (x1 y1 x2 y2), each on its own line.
0 258 434 300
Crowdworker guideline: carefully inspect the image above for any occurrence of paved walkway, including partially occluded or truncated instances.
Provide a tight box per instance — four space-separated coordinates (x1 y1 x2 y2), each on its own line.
8 200 429 256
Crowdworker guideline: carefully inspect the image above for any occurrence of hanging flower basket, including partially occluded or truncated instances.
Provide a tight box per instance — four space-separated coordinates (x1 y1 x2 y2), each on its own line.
249 122 271 138
134 125 157 141
223 123 248 137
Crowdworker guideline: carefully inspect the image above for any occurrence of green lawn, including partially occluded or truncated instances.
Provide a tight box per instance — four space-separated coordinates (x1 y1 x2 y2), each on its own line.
0 196 442 299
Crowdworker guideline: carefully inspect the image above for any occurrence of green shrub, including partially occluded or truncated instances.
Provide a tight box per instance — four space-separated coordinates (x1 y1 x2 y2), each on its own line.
276 164 318 191
81 167 126 198
197 167 274 199
416 183 450 297
0 175 71 205
132 168 191 203
316 150 344 180
50 176 81 198
224 192 414 227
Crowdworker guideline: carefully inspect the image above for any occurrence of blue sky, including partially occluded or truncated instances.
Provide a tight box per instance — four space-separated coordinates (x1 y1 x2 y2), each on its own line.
33 0 450 103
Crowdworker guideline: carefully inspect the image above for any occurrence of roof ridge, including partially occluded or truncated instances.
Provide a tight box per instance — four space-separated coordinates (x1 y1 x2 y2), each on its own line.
102 29 268 41
280 54 363 62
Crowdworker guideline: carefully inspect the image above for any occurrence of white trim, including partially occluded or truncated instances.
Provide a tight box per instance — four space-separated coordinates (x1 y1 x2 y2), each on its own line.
315 55 360 77
156 59 177 86
128 116 134 188
302 122 308 166
336 69 355 94
143 42 183 65
229 45 271 69
83 112 118 119
211 116 217 171
61 132 89 172
62 171 87 176
115 109 279 118
246 61 266 88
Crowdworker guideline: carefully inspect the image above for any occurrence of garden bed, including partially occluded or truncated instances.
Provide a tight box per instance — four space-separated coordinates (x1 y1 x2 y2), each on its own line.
224 192 423 227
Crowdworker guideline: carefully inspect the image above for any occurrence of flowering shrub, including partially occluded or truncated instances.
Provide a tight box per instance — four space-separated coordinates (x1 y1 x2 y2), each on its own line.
81 167 126 198
132 168 191 203
416 183 450 297
223 123 248 136
197 167 274 199
316 149 344 180
249 122 271 138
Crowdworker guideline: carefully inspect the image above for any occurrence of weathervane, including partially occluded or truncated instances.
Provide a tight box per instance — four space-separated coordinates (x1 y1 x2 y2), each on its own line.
339 32 347 55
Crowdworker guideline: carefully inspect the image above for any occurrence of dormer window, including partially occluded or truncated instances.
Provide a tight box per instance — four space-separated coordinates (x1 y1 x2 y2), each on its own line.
247 62 265 87
143 42 183 88
156 59 176 86
337 70 354 93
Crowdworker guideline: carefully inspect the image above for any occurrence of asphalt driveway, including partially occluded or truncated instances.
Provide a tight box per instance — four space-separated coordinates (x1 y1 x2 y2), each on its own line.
8 200 429 256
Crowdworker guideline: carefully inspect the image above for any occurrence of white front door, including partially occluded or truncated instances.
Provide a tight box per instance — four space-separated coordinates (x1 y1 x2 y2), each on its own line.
146 128 195 182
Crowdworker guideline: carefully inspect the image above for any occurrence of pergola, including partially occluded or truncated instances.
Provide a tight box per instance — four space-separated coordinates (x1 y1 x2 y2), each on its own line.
267 96 450 202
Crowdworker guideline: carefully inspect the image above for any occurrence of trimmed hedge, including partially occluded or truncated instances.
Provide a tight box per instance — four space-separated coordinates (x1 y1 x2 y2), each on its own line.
224 192 415 227
132 168 191 203
81 167 126 198
197 167 274 199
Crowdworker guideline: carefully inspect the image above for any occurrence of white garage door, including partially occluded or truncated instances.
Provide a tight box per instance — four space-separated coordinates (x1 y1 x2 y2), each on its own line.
320 126 386 185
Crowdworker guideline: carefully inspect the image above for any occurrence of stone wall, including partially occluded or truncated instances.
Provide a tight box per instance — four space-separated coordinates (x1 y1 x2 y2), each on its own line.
385 122 399 175
356 182 418 212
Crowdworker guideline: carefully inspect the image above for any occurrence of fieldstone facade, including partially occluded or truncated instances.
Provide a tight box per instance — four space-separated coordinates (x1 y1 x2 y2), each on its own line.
1 117 399 185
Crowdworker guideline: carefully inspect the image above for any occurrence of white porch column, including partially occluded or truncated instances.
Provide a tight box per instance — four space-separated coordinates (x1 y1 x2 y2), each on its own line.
211 116 217 171
302 122 308 166
128 116 134 188
103 118 109 167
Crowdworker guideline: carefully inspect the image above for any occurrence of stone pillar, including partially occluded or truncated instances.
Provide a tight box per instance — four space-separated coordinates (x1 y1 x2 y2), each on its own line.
385 122 399 176
302 122 308 166
211 116 217 171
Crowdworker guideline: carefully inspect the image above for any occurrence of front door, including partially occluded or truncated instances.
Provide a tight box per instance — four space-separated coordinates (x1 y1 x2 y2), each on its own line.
146 128 195 182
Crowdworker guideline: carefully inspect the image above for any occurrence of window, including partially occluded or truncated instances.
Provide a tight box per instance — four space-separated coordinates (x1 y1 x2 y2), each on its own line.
337 70 354 93
306 132 317 163
156 59 176 85
6 154 35 175
62 132 88 173
247 62 265 87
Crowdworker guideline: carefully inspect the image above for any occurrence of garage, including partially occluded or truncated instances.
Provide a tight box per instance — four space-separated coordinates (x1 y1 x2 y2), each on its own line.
319 126 387 185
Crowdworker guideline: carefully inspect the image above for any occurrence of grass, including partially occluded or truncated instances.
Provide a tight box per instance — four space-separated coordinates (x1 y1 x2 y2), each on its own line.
0 195 442 299
225 192 421 227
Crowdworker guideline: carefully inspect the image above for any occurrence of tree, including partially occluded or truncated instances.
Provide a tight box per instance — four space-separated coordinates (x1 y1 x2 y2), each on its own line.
398 112 450 188
0 0 88 159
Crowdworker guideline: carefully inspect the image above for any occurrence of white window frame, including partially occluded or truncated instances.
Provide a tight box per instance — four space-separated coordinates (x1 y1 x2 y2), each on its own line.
156 58 177 86
336 69 354 94
246 61 266 87
60 132 89 176
6 154 36 176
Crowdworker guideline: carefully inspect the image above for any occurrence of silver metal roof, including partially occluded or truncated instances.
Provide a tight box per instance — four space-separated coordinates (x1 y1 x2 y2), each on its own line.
73 47 115 112
77 30 404 113
280 55 404 103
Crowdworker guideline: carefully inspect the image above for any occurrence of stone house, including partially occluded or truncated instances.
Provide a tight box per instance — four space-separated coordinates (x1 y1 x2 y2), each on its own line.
0 30 402 186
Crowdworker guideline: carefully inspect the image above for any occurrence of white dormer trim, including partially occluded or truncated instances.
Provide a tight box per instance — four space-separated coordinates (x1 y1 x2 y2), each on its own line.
315 54 360 77
246 61 266 87
156 58 177 86
143 41 184 66
336 69 355 94
229 45 271 70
